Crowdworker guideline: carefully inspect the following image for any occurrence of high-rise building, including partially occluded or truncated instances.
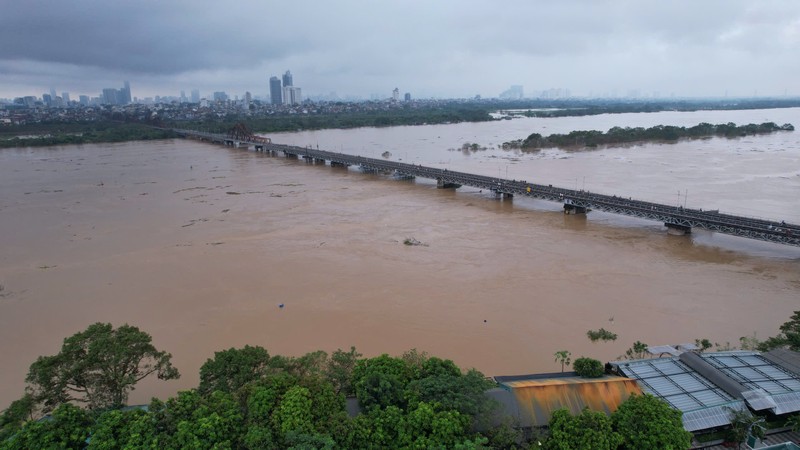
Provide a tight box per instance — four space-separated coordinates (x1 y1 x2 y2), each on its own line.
392 88 399 101
42 94 52 106
122 81 131 104
79 95 89 106
213 91 228 102
61 92 70 104
102 88 119 105
191 89 200 103
404 93 411 102
269 76 282 105
282 70 293 87
282 86 301 105
49 88 57 100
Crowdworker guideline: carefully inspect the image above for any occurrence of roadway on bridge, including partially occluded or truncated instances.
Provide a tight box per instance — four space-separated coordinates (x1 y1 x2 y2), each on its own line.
176 129 800 248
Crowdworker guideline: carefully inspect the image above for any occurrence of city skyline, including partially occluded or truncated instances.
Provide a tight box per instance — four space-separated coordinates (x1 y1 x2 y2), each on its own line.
1 1 799 100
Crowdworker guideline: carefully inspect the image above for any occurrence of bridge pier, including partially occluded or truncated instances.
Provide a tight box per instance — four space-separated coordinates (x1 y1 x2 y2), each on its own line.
284 152 298 159
665 223 692 236
493 191 514 200
437 178 462 189
255 145 264 151
393 171 415 180
314 158 326 164
564 204 588 215
330 161 349 168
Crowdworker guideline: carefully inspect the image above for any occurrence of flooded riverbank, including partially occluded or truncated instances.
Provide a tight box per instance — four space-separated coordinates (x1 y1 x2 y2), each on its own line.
1 109 799 408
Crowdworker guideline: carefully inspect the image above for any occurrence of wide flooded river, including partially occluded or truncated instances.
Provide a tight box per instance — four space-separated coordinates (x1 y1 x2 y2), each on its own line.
1 108 799 408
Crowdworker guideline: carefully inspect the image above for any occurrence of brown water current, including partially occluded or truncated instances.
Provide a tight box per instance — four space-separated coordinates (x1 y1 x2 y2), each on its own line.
1 109 799 408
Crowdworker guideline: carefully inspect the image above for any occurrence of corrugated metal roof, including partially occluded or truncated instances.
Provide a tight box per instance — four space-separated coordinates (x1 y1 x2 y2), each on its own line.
497 375 642 428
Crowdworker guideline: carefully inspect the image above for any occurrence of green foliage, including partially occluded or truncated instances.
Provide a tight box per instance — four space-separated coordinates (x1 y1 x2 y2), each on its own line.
554 350 571 372
623 341 649 360
352 354 415 411
406 368 497 423
758 310 800 352
158 390 244 450
272 386 314 437
725 407 765 448
25 322 179 412
0 394 35 443
502 121 794 150
198 345 272 396
612 394 692 450
739 332 762 351
695 338 713 352
325 346 362 395
786 413 800 432
0 123 176 148
1 403 92 450
586 328 618 342
546 408 622 450
86 408 155 449
573 357 605 378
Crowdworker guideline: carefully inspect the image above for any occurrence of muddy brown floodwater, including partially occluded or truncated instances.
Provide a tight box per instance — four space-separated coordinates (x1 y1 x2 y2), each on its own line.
1 109 799 409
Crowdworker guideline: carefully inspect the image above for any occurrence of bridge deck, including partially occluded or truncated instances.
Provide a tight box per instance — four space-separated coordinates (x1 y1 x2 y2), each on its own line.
177 129 800 247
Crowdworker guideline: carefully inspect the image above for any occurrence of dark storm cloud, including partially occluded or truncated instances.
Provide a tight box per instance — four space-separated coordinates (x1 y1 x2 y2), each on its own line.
0 0 302 74
1 0 799 98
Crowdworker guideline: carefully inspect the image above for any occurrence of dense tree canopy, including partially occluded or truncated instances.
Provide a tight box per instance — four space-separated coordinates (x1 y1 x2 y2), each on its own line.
198 345 272 396
502 122 794 150
2 323 709 449
546 408 622 450
612 394 692 450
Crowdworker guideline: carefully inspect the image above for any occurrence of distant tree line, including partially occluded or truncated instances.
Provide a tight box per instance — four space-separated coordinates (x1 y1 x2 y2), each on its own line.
0 123 176 148
502 122 795 150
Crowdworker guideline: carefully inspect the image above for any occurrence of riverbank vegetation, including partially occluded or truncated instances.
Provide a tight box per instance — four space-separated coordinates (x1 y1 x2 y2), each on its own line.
0 122 176 148
502 121 795 150
0 323 692 449
3 97 800 148
4 312 800 448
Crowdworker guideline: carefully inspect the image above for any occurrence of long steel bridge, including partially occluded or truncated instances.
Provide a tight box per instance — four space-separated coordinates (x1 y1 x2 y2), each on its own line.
174 128 800 248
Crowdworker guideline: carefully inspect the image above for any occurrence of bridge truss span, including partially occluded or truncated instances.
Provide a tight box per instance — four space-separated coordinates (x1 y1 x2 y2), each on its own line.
177 129 800 248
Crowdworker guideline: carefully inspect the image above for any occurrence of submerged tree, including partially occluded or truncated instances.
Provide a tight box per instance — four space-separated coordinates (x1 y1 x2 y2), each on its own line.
554 350 572 373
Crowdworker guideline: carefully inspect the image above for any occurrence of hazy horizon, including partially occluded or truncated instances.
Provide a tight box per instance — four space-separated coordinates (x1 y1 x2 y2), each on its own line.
1 1 799 100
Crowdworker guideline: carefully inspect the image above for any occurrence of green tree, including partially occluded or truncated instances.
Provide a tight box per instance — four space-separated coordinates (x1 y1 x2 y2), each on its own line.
25 322 179 412
0 394 35 443
167 390 244 450
2 403 92 450
694 339 713 352
725 407 765 450
272 386 314 443
198 345 272 396
759 311 800 351
546 408 622 450
352 354 415 411
586 328 618 342
406 368 496 424
86 408 156 449
612 394 692 450
573 357 604 378
325 346 362 395
554 351 571 372
623 341 649 360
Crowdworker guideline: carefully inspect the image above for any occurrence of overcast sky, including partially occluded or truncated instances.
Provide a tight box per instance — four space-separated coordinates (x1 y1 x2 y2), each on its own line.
1 0 799 101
